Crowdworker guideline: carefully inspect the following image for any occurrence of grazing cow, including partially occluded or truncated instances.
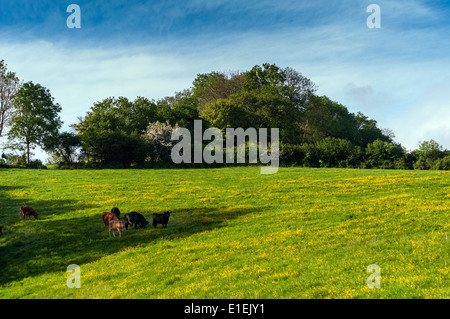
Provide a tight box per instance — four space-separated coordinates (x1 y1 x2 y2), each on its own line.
20 206 38 220
124 212 149 229
102 212 119 226
111 207 121 219
109 220 128 238
153 211 172 229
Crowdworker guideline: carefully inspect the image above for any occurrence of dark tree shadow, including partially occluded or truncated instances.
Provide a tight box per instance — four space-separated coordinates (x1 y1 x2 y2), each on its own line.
0 198 264 285
0 184 98 285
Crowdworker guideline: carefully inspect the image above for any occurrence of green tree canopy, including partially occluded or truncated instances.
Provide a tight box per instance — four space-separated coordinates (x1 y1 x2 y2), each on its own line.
354 112 392 147
157 92 199 132
7 81 62 164
0 59 21 138
300 95 361 145
72 96 154 167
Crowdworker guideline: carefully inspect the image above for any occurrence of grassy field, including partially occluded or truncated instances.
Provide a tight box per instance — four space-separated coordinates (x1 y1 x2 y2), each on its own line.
0 167 449 299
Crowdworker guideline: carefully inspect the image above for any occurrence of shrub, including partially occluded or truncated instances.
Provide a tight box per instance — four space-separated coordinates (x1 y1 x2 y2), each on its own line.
432 155 450 170
280 144 306 166
315 137 362 168
143 121 179 162
365 140 405 169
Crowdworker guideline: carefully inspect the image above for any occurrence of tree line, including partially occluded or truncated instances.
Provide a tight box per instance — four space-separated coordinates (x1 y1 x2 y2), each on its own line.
1 60 449 170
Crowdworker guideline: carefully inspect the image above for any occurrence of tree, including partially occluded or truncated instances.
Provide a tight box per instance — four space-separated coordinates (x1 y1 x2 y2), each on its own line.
118 96 158 134
301 95 361 145
192 71 245 111
242 63 316 110
365 139 405 169
199 64 315 144
315 137 363 168
413 139 446 170
416 139 444 160
200 97 252 130
157 94 199 132
0 60 21 138
7 81 62 164
45 131 81 164
354 112 391 147
73 96 153 167
142 121 179 162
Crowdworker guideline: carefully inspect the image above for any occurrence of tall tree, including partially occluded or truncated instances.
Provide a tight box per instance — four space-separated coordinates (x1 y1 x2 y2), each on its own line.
0 60 21 138
157 93 199 132
45 131 81 164
300 95 361 145
7 81 62 164
73 96 153 167
192 71 245 111
242 63 316 110
354 112 391 147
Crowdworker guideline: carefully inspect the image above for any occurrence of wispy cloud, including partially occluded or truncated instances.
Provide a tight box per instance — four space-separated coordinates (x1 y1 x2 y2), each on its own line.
1 0 449 160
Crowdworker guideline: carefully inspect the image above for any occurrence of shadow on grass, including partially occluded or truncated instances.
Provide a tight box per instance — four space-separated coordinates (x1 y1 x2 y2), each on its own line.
0 184 100 285
0 203 262 286
0 185 29 224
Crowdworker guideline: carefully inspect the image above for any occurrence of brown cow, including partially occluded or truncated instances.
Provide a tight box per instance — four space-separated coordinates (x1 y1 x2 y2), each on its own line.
109 220 128 238
20 206 38 220
102 212 119 226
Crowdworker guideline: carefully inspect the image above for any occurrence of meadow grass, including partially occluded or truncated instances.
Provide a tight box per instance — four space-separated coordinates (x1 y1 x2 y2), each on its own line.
0 167 449 298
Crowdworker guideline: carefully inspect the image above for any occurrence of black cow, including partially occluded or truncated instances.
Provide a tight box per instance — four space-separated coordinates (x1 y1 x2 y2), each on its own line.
111 207 121 219
0 226 3 236
153 211 172 229
124 212 149 229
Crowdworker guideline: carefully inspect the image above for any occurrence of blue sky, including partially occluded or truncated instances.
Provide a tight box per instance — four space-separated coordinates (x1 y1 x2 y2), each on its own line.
1 0 449 160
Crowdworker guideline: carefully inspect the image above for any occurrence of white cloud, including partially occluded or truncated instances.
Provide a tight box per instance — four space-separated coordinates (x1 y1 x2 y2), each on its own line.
393 77 450 151
1 2 449 162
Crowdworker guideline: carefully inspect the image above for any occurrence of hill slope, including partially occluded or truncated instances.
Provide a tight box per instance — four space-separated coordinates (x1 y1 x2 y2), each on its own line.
0 167 449 298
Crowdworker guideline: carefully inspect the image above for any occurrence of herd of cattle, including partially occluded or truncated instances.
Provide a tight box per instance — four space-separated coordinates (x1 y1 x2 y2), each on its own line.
103 207 172 238
0 205 171 238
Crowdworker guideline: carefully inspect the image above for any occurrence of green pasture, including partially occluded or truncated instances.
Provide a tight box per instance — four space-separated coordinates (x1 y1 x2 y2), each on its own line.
0 167 448 298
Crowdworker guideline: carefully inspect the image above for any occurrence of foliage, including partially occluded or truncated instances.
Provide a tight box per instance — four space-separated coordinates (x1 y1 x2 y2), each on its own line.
242 63 316 109
300 95 361 145
156 94 199 132
0 60 21 138
142 120 179 162
1 61 446 170
192 71 245 111
412 140 446 170
354 112 392 147
7 81 62 164
72 96 153 167
364 139 406 169
431 155 450 170
315 137 363 168
45 131 81 164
